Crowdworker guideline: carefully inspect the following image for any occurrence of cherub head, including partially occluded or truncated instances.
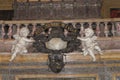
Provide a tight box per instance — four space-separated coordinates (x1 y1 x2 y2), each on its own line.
19 27 30 37
85 28 94 37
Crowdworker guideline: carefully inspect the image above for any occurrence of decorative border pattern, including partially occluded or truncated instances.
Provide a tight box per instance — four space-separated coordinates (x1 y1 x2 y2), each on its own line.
15 74 98 80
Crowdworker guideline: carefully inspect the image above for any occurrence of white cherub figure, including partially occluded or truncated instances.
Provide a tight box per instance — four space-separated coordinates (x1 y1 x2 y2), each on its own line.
9 27 34 62
77 27 102 61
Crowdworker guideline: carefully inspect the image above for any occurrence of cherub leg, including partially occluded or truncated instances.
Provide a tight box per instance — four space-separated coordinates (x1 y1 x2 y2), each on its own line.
21 48 28 54
81 42 88 56
88 49 96 61
94 46 103 55
9 50 18 62
82 48 88 56
11 45 15 53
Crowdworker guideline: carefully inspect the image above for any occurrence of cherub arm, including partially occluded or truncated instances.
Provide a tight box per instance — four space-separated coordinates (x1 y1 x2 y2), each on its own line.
23 37 35 42
77 37 89 41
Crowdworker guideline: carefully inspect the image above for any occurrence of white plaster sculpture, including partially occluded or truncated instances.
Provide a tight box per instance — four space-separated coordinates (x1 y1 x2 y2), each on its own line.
9 27 34 62
77 27 102 61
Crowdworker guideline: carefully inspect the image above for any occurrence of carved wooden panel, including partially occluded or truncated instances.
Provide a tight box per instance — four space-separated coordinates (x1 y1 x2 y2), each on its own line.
40 2 52 19
74 0 86 19
62 2 73 19
87 0 102 18
52 2 62 19
28 2 38 19
13 0 102 20
16 2 28 20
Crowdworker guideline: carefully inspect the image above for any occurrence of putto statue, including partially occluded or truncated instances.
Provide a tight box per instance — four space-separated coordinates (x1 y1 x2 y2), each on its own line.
77 27 102 61
9 27 34 62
